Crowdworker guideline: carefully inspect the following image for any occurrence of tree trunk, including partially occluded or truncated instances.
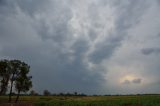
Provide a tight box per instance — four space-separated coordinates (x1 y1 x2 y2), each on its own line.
8 80 13 102
8 74 14 102
15 90 20 103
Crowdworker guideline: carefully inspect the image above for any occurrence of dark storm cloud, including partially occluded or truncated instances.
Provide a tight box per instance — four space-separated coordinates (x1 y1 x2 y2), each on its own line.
141 48 160 55
0 0 160 94
123 80 131 84
0 0 5 5
0 0 106 94
87 0 148 64
89 36 122 64
132 78 142 84
122 78 142 84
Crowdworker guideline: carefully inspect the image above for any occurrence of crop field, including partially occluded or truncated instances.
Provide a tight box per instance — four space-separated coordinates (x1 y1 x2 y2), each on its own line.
0 95 160 106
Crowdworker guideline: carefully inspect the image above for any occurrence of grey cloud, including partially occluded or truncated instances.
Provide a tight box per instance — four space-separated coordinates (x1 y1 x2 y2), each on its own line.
0 0 6 5
88 0 149 64
0 0 106 94
132 78 142 84
157 0 160 5
0 0 159 94
15 0 47 16
141 48 160 55
31 38 106 94
113 0 149 30
89 37 121 64
141 48 155 55
123 80 131 84
122 78 142 85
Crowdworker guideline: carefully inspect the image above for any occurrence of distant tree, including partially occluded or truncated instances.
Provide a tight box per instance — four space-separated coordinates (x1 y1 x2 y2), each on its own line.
74 92 78 96
43 90 51 96
59 92 65 96
66 92 72 96
15 62 32 103
30 90 38 96
0 60 11 95
79 93 87 96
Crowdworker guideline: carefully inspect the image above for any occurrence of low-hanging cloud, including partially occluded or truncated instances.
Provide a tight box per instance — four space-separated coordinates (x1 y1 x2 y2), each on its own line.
122 78 142 85
141 48 160 55
132 78 142 84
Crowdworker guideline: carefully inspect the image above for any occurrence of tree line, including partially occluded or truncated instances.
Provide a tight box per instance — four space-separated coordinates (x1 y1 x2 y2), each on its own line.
0 59 32 103
29 89 87 96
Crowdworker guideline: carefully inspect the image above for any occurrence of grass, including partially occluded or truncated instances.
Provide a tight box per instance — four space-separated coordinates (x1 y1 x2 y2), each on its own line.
0 95 160 106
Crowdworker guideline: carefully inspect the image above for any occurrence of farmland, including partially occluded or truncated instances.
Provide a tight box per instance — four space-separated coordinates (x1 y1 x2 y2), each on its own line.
0 95 160 106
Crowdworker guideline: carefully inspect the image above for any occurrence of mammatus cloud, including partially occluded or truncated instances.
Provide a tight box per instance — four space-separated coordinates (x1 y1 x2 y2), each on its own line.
0 0 160 94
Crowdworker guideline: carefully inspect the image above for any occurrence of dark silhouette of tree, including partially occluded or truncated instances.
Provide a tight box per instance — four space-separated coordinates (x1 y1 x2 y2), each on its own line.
43 90 51 96
0 59 33 102
15 62 32 103
0 60 11 95
74 92 78 96
8 60 22 102
59 92 65 96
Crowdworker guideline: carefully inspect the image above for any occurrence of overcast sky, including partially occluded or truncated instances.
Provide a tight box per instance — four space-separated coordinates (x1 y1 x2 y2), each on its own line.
0 0 160 95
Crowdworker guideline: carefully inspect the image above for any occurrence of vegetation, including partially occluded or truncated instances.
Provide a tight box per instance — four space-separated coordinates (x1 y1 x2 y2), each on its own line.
33 95 160 106
0 95 160 106
43 90 51 96
0 60 11 95
30 90 39 96
0 59 32 103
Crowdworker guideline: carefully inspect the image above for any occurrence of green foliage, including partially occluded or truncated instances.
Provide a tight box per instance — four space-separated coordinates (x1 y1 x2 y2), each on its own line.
0 59 32 102
43 90 51 96
33 95 160 106
0 95 160 106
15 63 32 93
0 59 11 95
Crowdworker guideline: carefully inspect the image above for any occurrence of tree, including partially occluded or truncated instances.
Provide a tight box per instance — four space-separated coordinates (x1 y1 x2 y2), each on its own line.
0 59 33 102
8 60 22 102
0 60 11 95
43 90 51 96
15 62 32 103
15 77 32 103
74 92 78 96
30 90 38 96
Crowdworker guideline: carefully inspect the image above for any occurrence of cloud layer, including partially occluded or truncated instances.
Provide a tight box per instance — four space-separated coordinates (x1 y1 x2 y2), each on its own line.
0 0 160 94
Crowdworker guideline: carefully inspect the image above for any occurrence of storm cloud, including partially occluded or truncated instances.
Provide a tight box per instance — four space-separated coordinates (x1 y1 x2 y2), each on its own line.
0 0 160 94
142 48 160 55
122 78 142 84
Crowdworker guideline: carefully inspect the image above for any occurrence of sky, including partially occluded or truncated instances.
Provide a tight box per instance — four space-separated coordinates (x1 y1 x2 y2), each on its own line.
0 0 160 95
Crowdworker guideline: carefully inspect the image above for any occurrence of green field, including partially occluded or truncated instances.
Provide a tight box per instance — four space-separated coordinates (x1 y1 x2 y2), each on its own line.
0 95 160 106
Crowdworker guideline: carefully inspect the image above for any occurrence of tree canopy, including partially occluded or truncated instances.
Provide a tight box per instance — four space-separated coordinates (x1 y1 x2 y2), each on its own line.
0 59 32 103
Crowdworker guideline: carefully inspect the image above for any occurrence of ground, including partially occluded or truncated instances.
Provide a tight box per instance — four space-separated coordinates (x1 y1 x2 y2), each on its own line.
0 95 160 106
